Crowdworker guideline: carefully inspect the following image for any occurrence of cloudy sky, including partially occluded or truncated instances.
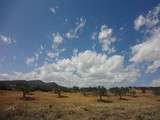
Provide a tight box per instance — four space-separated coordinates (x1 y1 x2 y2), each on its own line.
0 0 160 87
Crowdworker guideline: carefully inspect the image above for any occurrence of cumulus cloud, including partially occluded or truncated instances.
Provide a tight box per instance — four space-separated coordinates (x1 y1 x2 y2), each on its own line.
65 17 86 39
146 60 160 73
151 79 160 87
6 50 139 87
130 30 160 63
131 4 160 73
98 25 116 53
0 73 12 80
0 34 15 45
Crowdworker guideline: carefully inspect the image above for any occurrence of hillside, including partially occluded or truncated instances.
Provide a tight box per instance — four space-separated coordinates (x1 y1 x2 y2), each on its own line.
0 80 64 91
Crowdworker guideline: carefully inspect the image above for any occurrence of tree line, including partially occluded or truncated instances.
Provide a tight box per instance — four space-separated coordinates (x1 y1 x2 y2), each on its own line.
0 80 159 100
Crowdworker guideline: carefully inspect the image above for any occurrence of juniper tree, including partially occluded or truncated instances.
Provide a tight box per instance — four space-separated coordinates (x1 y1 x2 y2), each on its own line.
97 86 106 101
129 88 136 97
109 87 129 99
152 87 160 96
55 87 61 97
141 88 146 94
16 83 30 98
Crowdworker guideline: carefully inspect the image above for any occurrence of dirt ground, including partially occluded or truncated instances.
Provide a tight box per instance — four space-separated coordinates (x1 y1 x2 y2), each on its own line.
0 90 160 120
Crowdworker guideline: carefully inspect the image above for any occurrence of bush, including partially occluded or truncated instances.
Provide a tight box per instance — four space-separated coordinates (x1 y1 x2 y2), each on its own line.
152 87 160 96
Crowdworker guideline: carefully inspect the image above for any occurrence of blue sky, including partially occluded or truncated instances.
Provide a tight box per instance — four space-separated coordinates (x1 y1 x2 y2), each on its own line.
0 0 160 87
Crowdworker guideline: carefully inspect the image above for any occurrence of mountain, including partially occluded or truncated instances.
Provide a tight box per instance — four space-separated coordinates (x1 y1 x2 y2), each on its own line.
0 80 64 91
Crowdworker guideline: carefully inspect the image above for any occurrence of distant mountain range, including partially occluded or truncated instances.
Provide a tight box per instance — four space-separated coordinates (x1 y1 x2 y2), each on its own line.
0 80 66 91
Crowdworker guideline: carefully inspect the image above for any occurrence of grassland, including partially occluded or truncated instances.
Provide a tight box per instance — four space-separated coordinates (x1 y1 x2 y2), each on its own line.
0 90 160 120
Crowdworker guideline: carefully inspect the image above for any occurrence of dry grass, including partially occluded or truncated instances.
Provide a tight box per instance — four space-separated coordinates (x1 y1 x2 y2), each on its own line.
0 90 160 120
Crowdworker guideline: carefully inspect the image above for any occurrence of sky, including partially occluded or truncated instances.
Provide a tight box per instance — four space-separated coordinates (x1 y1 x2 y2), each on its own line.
0 0 160 87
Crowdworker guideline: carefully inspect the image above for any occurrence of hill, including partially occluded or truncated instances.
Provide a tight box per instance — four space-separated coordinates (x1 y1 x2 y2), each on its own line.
0 80 65 91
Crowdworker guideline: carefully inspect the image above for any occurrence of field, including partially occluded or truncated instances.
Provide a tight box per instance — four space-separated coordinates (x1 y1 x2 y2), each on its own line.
0 90 160 120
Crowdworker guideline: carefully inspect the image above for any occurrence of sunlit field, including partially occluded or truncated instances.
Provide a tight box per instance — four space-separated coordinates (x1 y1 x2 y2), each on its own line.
0 90 160 120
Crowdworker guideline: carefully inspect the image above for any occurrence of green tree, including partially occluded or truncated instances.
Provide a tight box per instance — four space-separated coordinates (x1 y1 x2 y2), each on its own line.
129 88 136 97
141 88 146 94
72 86 80 92
109 87 129 99
55 87 61 97
97 86 106 101
16 82 30 99
152 87 160 96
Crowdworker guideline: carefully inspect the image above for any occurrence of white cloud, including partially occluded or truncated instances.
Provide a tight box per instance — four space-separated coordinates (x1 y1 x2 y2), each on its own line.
50 8 56 14
50 6 58 14
26 57 35 65
73 49 78 56
34 52 39 61
65 17 86 39
119 27 124 31
146 60 160 73
151 79 160 87
98 25 116 53
8 50 139 87
47 52 59 59
0 73 12 80
130 29 160 73
52 32 64 46
38 45 44 55
131 4 160 73
91 32 97 40
134 15 146 30
42 32 65 63
46 48 66 62
130 30 160 63
25 44 46 67
0 34 15 45
134 4 160 31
